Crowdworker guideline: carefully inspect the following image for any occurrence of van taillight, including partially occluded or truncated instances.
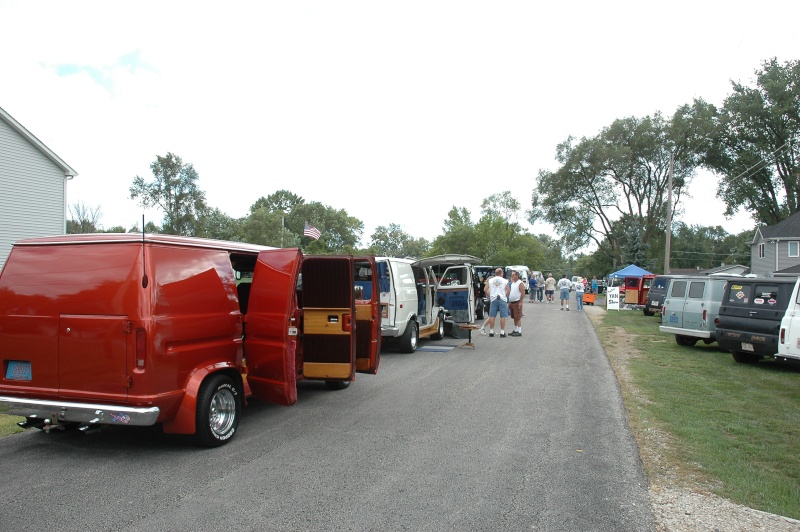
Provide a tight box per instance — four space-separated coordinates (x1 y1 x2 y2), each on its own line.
136 329 147 368
702 309 707 321
781 328 785 344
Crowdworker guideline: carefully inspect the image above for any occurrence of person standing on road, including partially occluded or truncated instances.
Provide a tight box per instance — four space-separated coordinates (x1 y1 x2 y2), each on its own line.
485 267 510 337
508 270 525 336
545 273 556 303
528 274 538 303
557 274 572 311
575 277 585 311
591 275 598 294
536 272 545 302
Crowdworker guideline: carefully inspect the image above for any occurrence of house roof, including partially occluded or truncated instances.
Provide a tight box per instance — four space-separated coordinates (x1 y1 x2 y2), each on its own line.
773 263 800 276
0 105 77 177
702 264 750 275
757 211 800 241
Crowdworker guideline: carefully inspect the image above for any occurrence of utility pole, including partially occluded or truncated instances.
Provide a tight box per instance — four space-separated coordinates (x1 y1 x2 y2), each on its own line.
664 151 674 274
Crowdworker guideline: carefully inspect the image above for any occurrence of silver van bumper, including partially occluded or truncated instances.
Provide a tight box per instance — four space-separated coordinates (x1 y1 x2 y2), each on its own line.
659 326 712 339
0 396 160 426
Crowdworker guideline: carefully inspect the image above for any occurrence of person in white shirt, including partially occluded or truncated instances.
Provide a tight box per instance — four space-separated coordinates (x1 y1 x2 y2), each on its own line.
508 270 525 336
484 267 510 337
557 274 572 311
575 277 585 311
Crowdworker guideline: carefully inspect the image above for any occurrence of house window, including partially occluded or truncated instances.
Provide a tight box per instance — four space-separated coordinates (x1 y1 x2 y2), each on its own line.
758 243 765 259
789 241 799 258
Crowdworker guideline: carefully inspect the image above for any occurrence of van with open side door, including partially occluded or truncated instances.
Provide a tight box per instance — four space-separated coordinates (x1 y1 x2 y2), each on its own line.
0 234 380 446
715 277 796 363
376 255 479 352
659 275 731 346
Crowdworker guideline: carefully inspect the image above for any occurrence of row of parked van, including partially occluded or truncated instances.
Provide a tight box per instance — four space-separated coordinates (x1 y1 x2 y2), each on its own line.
0 235 487 447
649 274 800 365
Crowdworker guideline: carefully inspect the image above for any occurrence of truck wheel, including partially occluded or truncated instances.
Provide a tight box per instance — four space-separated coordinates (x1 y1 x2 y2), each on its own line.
643 309 654 317
732 351 760 364
195 374 240 447
325 380 351 390
431 313 445 340
675 335 697 347
400 321 418 353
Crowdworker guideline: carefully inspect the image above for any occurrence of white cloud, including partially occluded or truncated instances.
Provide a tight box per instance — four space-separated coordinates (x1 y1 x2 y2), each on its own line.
2 0 795 243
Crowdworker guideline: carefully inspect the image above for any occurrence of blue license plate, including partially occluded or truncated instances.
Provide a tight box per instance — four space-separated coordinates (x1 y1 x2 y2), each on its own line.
669 316 678 323
6 361 32 381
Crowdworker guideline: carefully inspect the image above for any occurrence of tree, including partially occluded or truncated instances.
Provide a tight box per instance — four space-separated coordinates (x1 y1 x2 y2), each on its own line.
529 111 697 265
67 202 102 233
195 207 243 242
368 224 430 257
129 153 207 236
701 58 800 225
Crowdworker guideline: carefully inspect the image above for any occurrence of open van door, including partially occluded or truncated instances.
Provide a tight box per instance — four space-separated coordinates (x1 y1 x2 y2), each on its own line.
354 257 380 374
414 255 480 325
245 248 302 406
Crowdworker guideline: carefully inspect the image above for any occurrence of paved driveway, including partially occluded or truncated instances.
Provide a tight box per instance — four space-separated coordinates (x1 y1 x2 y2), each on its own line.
0 298 654 531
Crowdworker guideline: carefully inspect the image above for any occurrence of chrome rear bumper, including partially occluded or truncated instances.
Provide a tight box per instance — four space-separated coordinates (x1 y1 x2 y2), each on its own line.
0 396 160 426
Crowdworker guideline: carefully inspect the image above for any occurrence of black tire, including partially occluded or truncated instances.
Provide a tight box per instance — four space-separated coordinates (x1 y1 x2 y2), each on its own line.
431 313 445 340
195 374 240 447
643 309 654 317
325 380 351 390
675 335 698 347
732 351 760 364
399 321 418 353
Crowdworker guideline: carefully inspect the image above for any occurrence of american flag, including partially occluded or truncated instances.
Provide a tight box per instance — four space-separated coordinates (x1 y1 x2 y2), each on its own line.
303 221 321 240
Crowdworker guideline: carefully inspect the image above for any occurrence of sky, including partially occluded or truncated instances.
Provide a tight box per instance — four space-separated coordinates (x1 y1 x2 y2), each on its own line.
2 1 798 248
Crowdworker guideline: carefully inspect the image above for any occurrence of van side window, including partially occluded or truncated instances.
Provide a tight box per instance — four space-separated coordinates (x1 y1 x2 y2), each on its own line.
726 284 752 305
688 282 705 299
752 284 779 306
670 280 687 298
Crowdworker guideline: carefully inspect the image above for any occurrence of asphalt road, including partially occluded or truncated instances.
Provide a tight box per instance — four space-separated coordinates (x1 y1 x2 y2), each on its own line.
0 299 655 531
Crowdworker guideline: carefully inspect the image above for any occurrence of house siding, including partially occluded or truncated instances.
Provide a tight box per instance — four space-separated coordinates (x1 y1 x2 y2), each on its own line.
0 118 66 272
751 235 800 276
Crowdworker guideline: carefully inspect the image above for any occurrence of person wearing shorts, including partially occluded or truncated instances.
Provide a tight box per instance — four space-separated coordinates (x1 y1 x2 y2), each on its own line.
557 274 572 311
485 267 510 337
545 273 556 303
508 270 525 336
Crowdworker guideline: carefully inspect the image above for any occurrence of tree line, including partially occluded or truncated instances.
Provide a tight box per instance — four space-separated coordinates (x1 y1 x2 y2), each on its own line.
70 58 800 277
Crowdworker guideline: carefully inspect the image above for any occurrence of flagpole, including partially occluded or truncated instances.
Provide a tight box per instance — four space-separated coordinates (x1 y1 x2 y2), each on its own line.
281 216 284 247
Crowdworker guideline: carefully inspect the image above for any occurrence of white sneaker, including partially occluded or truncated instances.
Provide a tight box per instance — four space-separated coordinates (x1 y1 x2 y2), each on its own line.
479 328 486 336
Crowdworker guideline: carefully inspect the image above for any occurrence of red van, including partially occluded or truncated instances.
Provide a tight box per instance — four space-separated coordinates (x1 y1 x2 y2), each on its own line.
0 234 380 446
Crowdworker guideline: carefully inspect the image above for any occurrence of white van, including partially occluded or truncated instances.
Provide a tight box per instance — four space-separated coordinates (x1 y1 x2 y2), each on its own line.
505 265 531 293
376 255 479 352
659 275 732 346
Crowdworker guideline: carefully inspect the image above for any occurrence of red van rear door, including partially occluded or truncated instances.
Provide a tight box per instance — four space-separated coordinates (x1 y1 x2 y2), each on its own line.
244 248 302 406
59 315 129 401
354 257 380 374
299 256 356 381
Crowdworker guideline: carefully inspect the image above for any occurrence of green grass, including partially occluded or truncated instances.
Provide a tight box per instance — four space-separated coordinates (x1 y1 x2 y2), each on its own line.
0 414 24 438
595 310 800 519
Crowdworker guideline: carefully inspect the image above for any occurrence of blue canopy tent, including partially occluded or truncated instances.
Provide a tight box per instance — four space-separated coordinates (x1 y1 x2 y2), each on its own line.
608 264 653 279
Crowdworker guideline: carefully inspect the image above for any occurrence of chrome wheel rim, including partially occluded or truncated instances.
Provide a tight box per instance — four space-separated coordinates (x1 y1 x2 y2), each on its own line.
209 387 236 436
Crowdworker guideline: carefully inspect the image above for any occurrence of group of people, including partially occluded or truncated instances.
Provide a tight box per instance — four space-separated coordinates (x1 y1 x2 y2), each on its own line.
479 269 600 337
